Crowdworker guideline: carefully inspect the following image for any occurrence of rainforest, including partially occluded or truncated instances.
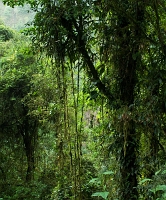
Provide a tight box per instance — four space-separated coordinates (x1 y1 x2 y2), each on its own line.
1 0 166 199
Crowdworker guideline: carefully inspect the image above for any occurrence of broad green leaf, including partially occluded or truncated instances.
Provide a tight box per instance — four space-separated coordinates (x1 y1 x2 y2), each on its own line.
155 185 166 192
92 192 109 199
139 178 152 184
150 185 166 194
103 171 114 175
89 178 99 184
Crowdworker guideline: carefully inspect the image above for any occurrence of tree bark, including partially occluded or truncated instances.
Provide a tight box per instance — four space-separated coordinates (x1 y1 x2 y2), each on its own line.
20 109 37 182
23 130 35 182
117 47 138 200
114 9 139 200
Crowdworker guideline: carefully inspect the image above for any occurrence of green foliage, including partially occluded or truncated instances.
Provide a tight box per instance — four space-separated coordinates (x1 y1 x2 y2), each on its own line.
0 24 13 41
138 167 166 200
89 170 117 200
50 159 99 200
0 24 40 196
92 192 109 200
0 181 47 200
1 1 166 200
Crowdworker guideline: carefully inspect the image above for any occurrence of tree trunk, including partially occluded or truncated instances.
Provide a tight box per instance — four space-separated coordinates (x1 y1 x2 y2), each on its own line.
23 132 35 182
21 112 37 182
118 52 138 199
119 125 138 199
113 1 145 198
115 12 139 200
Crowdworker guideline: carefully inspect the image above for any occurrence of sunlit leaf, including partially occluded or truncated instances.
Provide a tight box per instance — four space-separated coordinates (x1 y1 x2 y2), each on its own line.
155 185 166 192
92 192 109 199
103 171 114 175
89 178 99 183
155 169 161 175
139 178 152 184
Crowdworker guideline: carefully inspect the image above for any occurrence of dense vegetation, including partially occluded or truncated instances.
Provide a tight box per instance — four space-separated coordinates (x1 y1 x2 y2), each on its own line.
1 0 166 199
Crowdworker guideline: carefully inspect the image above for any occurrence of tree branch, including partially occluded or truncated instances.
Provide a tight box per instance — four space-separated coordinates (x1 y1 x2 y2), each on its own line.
60 16 115 101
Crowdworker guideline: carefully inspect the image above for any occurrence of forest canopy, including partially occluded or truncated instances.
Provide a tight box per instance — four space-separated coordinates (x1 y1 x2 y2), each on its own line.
1 0 166 200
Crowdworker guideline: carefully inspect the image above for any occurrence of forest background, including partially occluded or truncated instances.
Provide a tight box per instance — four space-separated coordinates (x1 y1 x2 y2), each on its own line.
1 0 166 200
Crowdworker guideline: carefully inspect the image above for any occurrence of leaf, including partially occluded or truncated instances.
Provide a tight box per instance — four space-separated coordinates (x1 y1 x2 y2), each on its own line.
161 170 166 174
155 185 166 192
89 178 99 184
10 97 16 101
155 169 161 175
92 192 109 199
103 171 114 175
139 178 152 184
150 185 166 194
162 192 166 198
